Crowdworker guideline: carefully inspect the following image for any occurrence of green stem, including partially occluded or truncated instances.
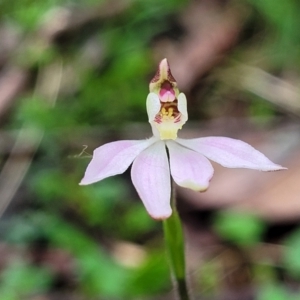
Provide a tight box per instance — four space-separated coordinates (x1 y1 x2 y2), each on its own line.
163 180 190 300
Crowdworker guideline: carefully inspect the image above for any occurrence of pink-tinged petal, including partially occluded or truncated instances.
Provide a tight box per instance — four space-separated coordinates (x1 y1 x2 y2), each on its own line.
167 140 214 191
80 137 157 185
176 137 285 171
131 141 171 220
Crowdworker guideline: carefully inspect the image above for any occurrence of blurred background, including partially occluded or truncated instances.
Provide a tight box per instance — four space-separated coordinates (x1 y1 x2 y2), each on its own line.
0 0 300 299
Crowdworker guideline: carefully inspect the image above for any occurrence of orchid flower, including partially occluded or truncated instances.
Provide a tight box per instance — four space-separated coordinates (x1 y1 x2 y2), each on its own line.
80 59 285 220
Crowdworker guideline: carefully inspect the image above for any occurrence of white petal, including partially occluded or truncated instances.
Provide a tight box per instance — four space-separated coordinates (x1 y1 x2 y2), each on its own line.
146 92 160 122
177 93 188 123
176 137 285 171
131 141 171 219
80 137 157 185
167 140 214 191
146 93 161 139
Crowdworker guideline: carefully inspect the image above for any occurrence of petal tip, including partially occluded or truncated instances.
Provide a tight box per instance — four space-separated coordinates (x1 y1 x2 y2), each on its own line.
79 178 89 185
160 58 168 67
198 186 209 192
179 180 210 192
277 165 287 170
149 210 172 220
267 165 287 171
79 176 98 185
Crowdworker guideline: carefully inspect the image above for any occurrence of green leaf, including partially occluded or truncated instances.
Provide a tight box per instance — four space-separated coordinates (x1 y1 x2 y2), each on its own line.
0 260 52 299
283 228 300 277
258 284 293 300
31 213 132 297
213 210 266 246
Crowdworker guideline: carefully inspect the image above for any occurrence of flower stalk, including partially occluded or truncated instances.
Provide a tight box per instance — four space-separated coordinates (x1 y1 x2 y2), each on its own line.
163 179 190 300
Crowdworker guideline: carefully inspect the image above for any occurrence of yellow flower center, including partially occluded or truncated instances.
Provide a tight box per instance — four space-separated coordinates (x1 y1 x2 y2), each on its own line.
155 102 179 123
154 101 181 140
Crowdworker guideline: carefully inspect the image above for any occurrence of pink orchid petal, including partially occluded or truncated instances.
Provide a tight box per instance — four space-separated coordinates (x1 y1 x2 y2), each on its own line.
80 137 157 185
167 141 214 191
131 141 171 220
176 137 285 171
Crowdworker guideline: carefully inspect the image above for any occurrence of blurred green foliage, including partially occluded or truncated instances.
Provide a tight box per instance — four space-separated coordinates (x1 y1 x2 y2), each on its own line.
257 284 293 300
246 0 299 65
2 0 104 31
213 210 266 246
0 260 52 300
283 228 300 278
